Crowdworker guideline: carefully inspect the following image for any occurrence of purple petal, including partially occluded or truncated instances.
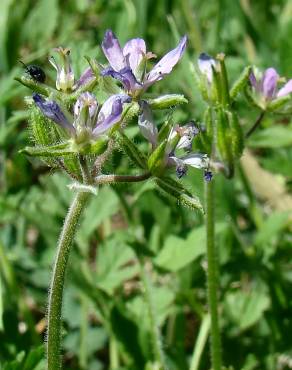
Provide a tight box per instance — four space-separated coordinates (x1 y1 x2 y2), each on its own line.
277 79 292 98
123 38 146 74
74 92 98 118
102 30 126 71
74 67 95 90
204 171 213 182
261 68 278 99
198 53 217 83
145 35 187 87
249 70 258 90
138 101 158 145
101 66 142 92
32 93 75 135
93 94 130 135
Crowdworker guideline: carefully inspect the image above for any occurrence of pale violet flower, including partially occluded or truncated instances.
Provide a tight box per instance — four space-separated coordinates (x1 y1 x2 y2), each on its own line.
138 102 211 180
101 30 187 97
197 53 217 83
167 125 210 180
249 67 292 108
33 93 130 139
49 47 95 92
49 47 75 92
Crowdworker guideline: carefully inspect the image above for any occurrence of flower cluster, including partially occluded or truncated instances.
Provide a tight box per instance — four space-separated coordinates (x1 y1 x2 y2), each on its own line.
20 29 292 187
25 29 211 184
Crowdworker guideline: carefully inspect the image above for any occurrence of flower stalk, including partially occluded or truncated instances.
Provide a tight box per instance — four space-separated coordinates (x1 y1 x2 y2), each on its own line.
245 111 265 138
46 191 90 370
205 179 222 370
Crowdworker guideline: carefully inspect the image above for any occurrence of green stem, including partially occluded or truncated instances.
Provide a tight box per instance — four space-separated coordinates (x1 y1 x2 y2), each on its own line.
95 172 151 185
190 314 211 370
109 336 120 369
139 260 167 369
205 180 222 370
245 111 265 138
46 191 90 370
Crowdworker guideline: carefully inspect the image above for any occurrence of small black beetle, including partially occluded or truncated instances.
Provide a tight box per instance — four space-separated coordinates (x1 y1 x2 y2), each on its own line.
20 61 46 83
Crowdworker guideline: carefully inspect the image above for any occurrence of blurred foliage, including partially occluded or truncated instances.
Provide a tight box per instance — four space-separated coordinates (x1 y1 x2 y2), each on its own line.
0 0 292 369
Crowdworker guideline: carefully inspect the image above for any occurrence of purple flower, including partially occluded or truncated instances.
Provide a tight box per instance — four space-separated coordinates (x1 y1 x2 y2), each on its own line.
93 94 131 136
197 53 217 83
249 67 292 105
101 29 187 97
33 93 130 139
32 93 75 135
138 106 210 179
73 67 95 90
167 124 210 180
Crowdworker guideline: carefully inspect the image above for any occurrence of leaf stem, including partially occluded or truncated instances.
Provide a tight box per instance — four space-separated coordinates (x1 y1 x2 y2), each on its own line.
245 111 265 138
46 191 90 370
205 180 222 370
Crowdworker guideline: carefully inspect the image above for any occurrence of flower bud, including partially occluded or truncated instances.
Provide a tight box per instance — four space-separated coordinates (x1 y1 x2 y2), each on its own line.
49 47 74 92
215 108 234 174
147 139 168 176
147 94 188 110
155 176 204 213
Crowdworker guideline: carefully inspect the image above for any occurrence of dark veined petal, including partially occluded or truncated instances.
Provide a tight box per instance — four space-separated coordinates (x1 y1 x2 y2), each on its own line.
74 92 98 118
138 101 158 145
277 79 292 98
249 70 258 90
101 29 126 71
101 66 142 92
93 94 131 135
74 67 95 90
261 68 278 99
123 38 146 73
145 35 187 87
32 93 75 135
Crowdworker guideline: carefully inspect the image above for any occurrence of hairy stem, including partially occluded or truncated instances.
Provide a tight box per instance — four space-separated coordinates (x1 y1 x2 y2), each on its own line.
245 111 265 138
46 191 90 370
205 180 222 370
95 172 151 185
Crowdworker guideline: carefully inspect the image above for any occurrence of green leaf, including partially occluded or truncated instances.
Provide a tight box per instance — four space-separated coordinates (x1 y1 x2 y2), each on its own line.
20 142 73 157
155 177 204 213
248 125 292 148
155 223 226 272
76 187 119 250
127 286 175 326
116 131 147 169
230 66 251 101
22 0 59 48
110 305 145 366
255 211 291 246
23 346 44 370
95 237 139 295
224 285 270 331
